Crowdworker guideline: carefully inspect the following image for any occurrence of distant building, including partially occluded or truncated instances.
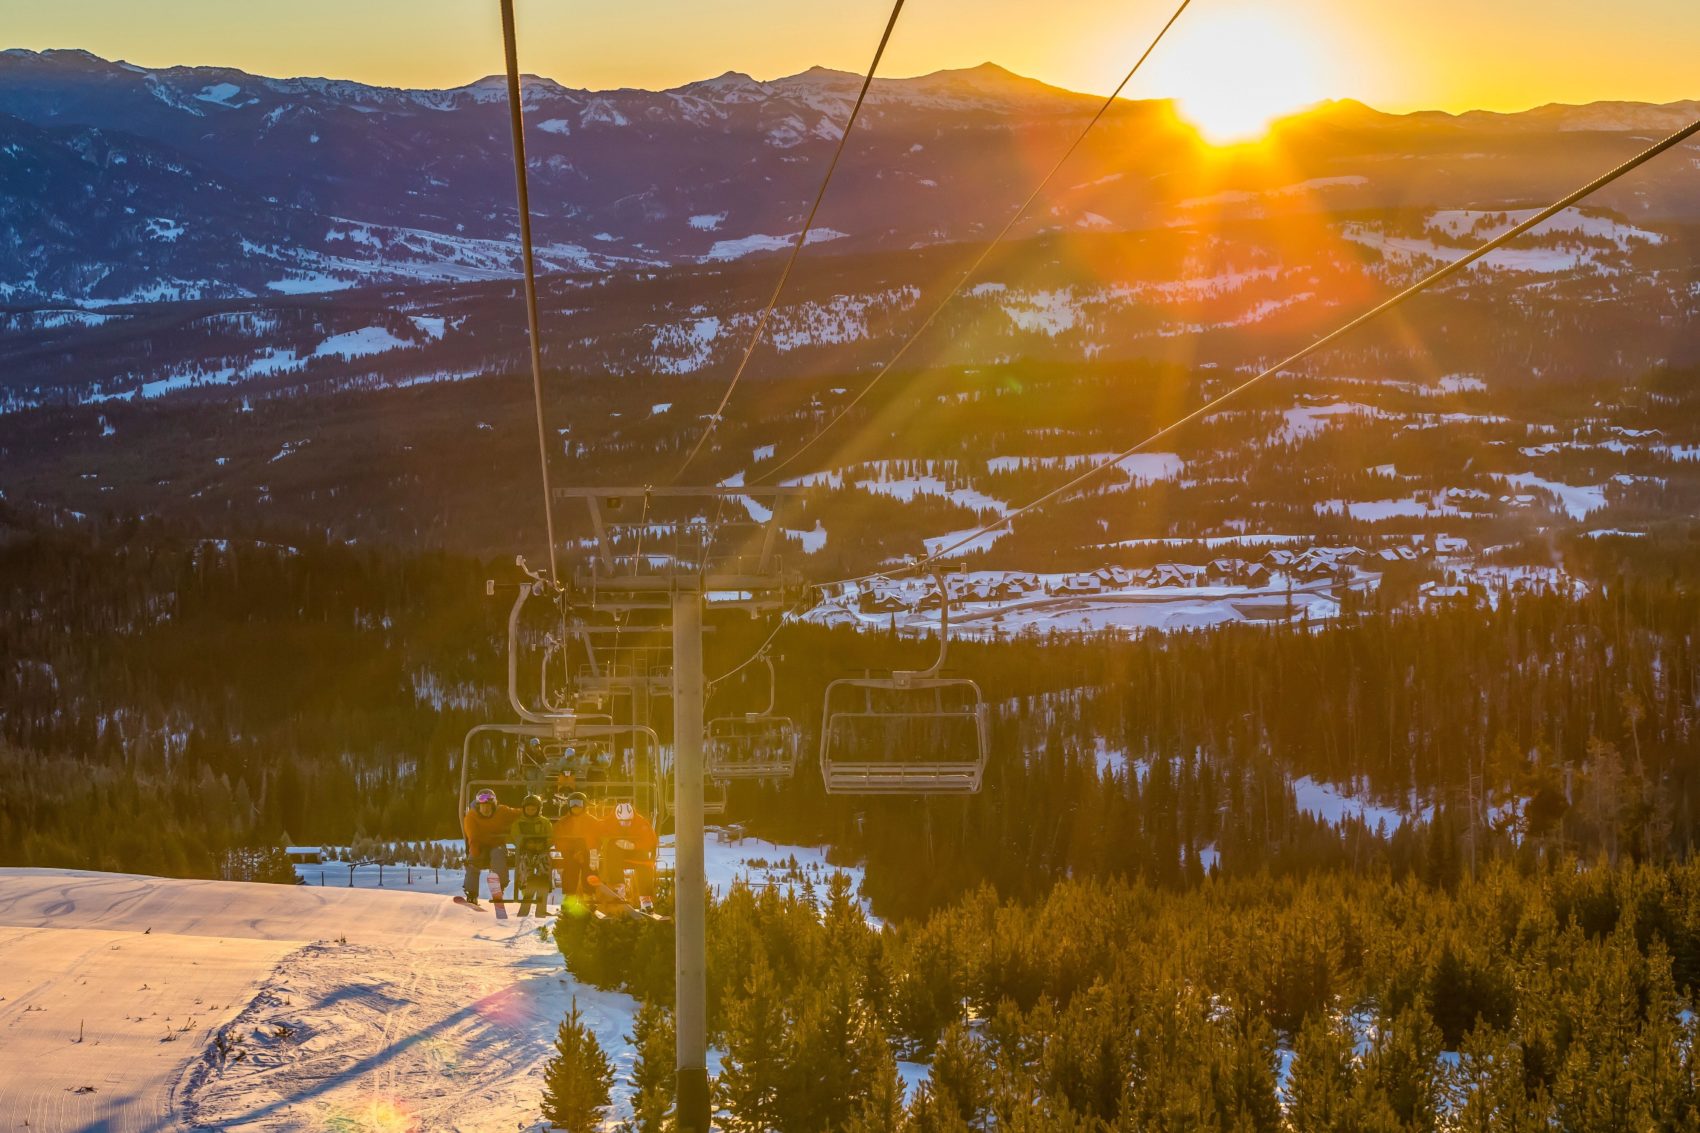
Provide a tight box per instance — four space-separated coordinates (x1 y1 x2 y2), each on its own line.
858 590 907 614
1052 573 1104 596
1206 558 1243 582
285 846 324 865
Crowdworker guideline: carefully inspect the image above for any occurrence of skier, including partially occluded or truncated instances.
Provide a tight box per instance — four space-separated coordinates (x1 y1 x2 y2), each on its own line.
599 800 659 911
461 788 519 906
552 792 603 902
511 793 555 917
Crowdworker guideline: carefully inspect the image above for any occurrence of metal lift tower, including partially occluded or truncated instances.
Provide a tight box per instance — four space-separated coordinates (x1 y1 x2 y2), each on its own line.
557 485 802 1133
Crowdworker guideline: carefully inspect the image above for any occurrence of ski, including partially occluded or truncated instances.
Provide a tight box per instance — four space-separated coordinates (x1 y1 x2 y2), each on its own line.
585 875 669 923
487 870 509 922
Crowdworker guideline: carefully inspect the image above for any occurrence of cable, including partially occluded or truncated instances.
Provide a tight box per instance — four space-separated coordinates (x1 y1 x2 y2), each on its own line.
706 590 816 693
673 0 908 482
825 113 1700 587
755 0 1193 486
499 0 562 590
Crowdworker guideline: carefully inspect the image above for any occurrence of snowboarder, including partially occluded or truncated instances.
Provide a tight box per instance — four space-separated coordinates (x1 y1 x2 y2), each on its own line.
461 788 519 906
552 792 603 902
599 801 659 912
511 793 555 917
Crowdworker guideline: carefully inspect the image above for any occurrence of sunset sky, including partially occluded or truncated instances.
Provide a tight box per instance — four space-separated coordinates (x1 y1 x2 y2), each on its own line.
8 0 1697 122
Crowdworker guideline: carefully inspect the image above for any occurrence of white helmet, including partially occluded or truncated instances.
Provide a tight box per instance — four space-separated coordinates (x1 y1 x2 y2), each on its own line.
614 802 635 825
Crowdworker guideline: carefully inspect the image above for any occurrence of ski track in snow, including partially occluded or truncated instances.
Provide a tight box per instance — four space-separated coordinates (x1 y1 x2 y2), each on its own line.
0 833 878 1131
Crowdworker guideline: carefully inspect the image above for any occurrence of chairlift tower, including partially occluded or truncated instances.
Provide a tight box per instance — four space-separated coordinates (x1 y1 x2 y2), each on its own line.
557 484 802 1133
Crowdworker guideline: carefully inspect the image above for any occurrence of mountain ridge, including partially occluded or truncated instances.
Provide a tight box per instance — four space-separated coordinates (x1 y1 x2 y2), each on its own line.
7 48 1695 122
2 46 1697 308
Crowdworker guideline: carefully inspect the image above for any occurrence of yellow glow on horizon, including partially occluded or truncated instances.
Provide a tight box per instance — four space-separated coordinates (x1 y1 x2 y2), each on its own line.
1142 9 1334 145
4 1 1697 119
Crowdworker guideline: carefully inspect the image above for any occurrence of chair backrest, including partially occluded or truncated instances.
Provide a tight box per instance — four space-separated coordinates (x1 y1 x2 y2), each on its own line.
817 675 989 795
706 714 802 781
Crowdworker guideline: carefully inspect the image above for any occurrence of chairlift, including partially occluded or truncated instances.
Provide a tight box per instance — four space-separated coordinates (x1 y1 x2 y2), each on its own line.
460 721 666 825
703 778 730 817
706 654 802 781
818 572 989 794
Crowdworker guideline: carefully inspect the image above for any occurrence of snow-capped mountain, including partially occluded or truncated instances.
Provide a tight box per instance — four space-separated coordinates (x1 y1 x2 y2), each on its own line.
2 48 1697 305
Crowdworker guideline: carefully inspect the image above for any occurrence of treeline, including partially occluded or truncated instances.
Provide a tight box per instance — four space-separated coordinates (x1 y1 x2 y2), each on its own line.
5 504 1700 925
554 858 1700 1131
0 508 504 874
729 551 1700 917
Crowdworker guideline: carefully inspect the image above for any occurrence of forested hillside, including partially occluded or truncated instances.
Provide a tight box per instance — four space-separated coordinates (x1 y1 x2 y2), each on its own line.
559 861 1700 1130
5 499 1696 923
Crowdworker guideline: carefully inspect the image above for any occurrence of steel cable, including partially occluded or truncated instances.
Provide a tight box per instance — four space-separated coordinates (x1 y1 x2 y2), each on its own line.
754 0 1194 486
824 114 1700 587
673 0 909 482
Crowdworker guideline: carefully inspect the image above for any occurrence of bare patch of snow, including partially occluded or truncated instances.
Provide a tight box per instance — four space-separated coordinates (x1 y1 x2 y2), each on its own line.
314 326 410 360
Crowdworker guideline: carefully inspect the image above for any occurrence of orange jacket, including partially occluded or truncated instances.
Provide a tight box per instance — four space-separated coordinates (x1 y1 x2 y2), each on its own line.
462 803 521 856
553 811 607 858
602 813 658 859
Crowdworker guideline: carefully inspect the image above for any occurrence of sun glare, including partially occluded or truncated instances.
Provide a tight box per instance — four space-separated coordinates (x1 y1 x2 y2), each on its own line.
1143 9 1334 145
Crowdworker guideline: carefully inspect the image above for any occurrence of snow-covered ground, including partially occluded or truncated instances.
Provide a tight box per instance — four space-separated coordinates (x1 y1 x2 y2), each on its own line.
0 868 579 1132
3 833 879 1132
1292 776 1432 831
806 571 1356 639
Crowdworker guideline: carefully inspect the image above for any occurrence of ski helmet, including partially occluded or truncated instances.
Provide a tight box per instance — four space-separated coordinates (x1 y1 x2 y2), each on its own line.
614 801 636 825
474 789 497 808
522 793 543 813
565 792 588 814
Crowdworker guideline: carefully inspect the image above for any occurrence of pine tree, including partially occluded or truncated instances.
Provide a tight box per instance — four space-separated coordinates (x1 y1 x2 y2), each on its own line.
927 1021 993 1129
541 999 613 1133
844 1009 908 1133
1287 1012 1359 1131
626 999 676 1133
718 957 788 1133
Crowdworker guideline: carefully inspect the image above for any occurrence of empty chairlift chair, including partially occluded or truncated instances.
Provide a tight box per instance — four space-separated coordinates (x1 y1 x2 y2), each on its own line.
818 574 989 795
703 778 730 817
705 654 802 782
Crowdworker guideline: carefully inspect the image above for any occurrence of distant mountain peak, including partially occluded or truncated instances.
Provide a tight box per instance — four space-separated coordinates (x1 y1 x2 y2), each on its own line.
676 70 769 97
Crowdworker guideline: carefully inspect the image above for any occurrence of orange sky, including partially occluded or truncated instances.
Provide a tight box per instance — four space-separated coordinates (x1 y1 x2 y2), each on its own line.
8 0 1697 116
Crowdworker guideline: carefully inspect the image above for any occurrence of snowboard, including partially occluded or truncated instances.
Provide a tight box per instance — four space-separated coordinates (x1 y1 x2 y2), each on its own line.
487 870 509 922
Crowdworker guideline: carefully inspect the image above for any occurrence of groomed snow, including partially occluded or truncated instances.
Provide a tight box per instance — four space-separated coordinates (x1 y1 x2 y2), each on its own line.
0 834 877 1131
0 868 579 1132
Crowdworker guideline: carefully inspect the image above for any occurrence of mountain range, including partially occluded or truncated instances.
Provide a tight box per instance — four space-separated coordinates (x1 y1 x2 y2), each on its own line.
2 47 1698 307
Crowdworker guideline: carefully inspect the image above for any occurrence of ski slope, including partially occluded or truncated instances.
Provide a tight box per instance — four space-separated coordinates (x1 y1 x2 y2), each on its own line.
0 867 592 1131
0 834 883 1131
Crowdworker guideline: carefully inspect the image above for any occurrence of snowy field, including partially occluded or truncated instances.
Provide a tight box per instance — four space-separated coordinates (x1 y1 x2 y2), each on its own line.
0 833 880 1132
806 573 1354 638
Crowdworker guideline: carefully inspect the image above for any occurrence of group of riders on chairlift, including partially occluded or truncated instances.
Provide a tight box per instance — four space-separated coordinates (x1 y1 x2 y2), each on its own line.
461 778 659 916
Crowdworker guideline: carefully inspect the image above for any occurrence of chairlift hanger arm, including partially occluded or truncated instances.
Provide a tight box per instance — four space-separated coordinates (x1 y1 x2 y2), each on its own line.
507 582 574 725
897 570 951 682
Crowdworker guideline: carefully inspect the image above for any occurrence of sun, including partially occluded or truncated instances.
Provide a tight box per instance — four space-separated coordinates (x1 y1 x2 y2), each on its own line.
1141 8 1335 145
